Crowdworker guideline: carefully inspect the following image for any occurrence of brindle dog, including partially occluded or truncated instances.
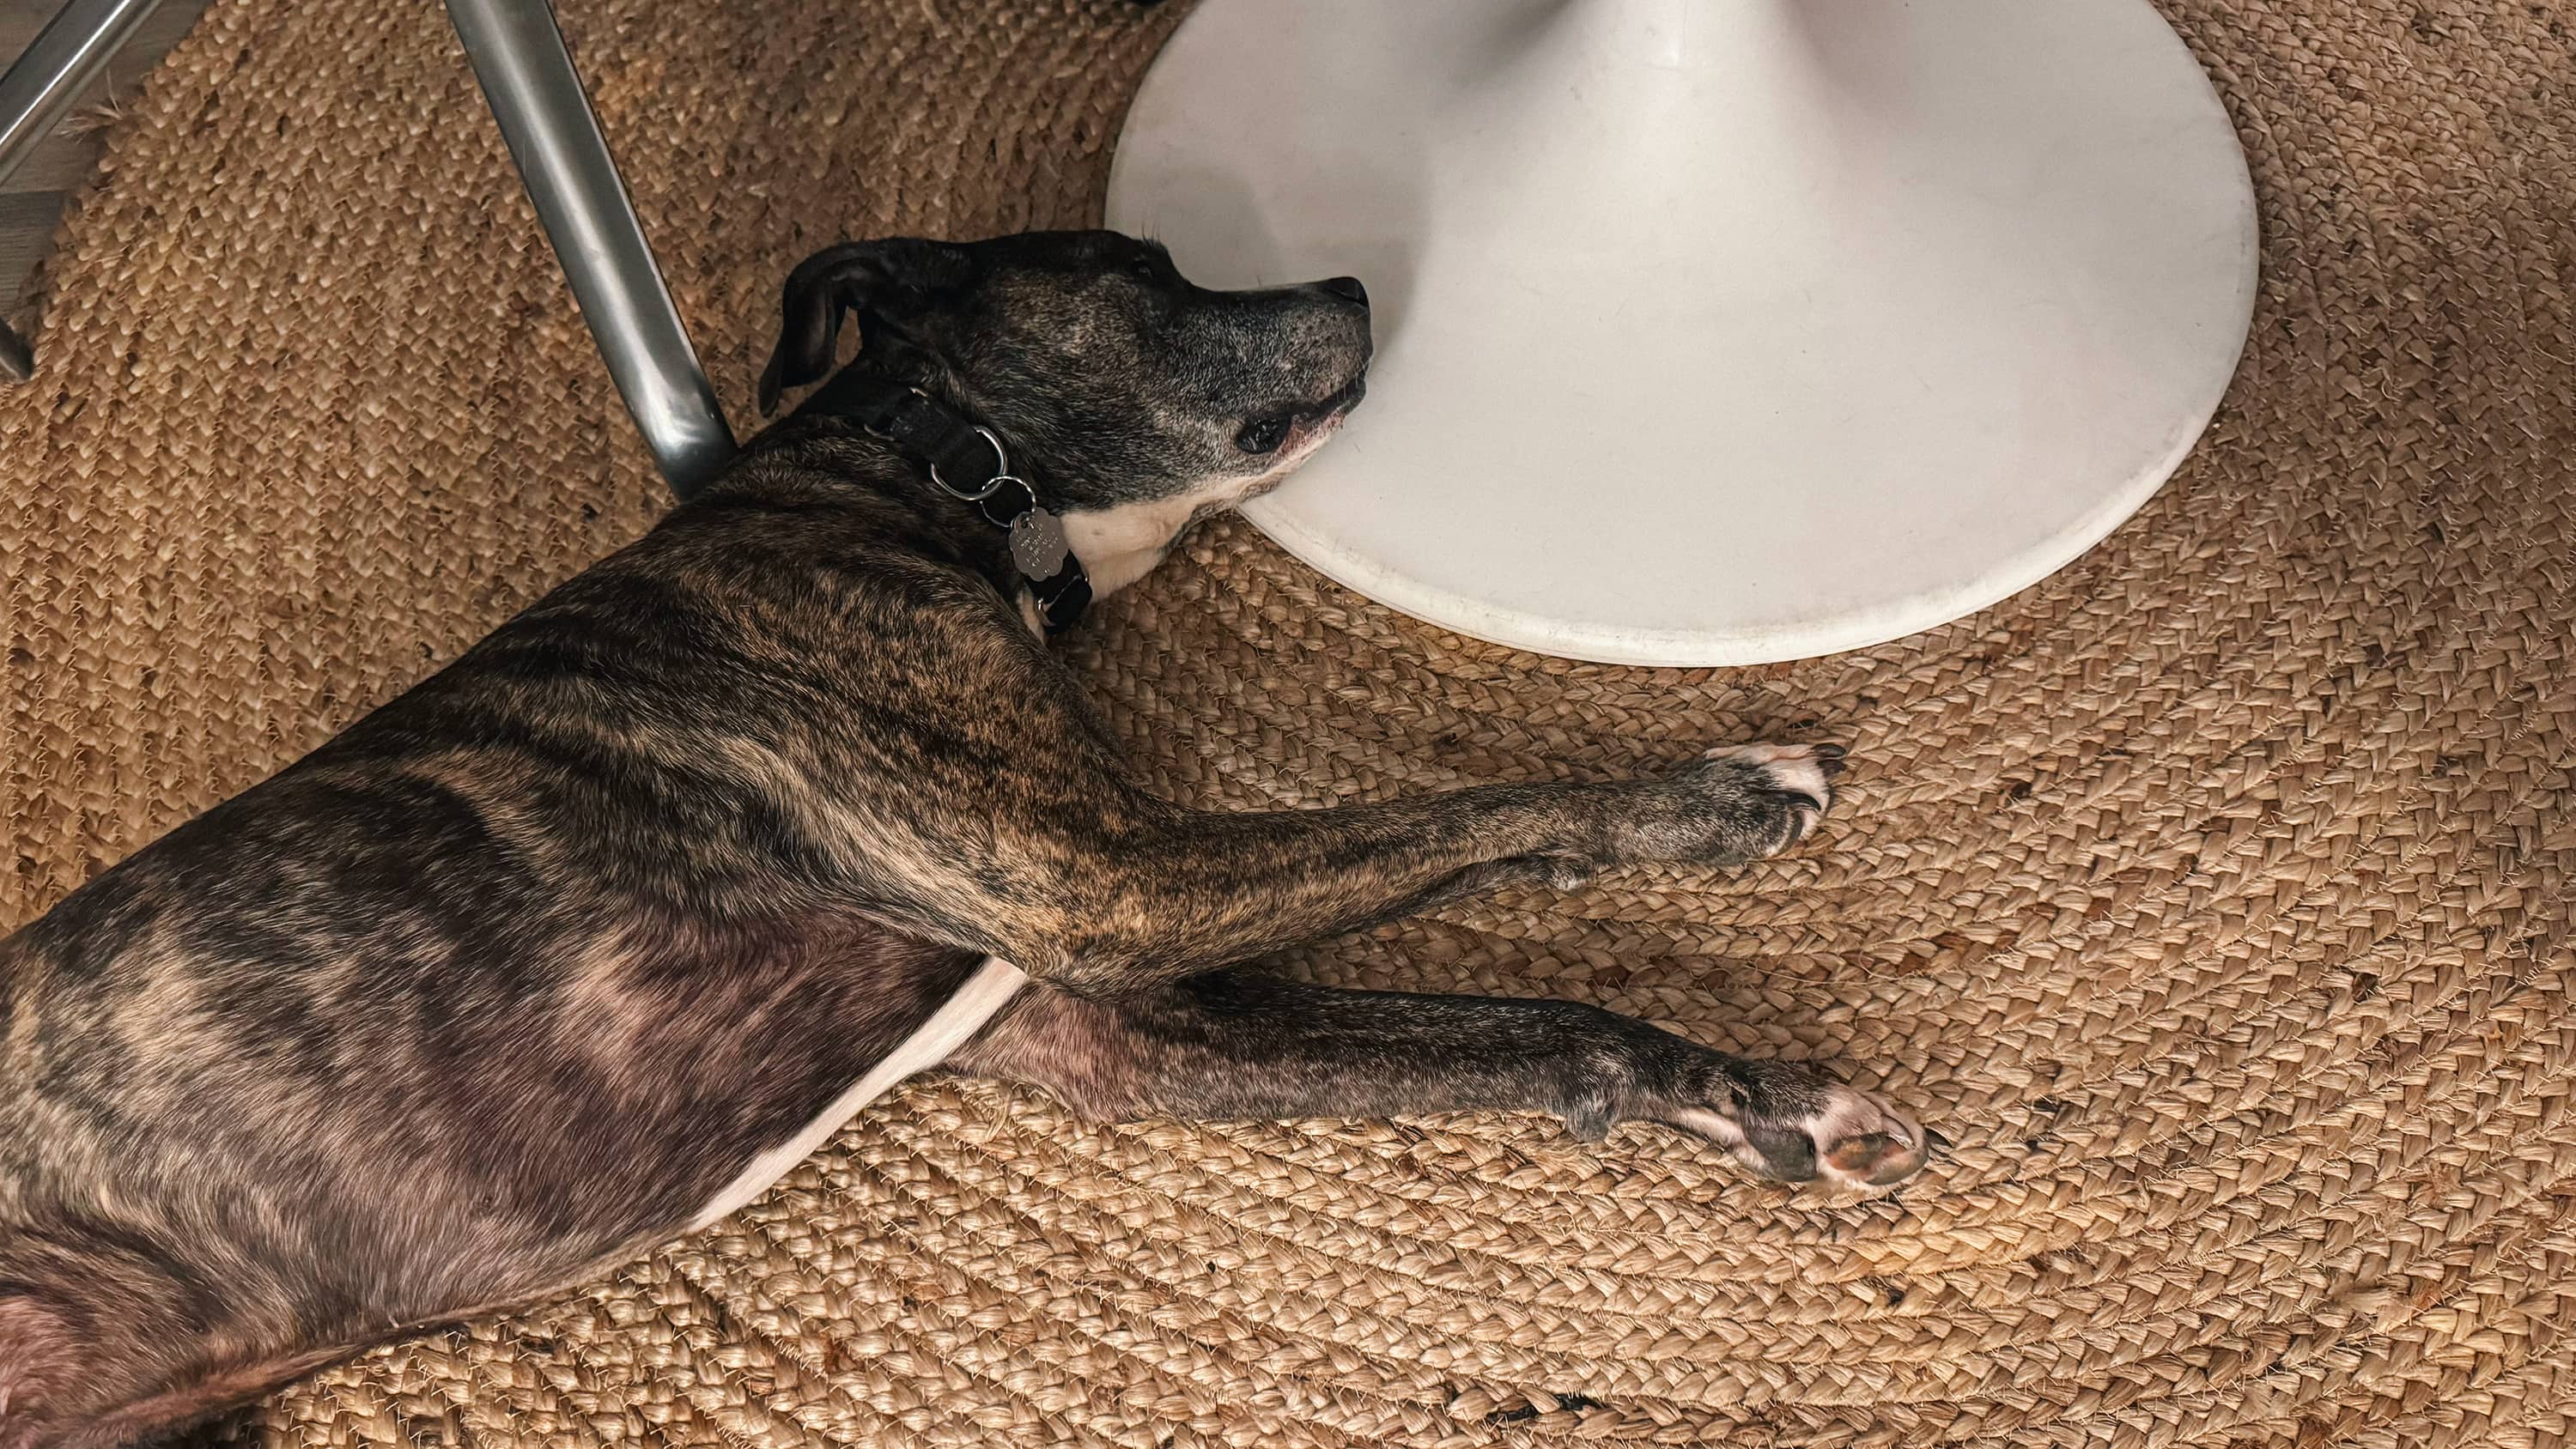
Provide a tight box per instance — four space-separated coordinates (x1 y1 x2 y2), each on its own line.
0 230 1927 1449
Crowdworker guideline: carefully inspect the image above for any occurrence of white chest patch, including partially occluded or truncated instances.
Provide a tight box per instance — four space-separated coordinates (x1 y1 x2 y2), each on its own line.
1059 432 1335 597
687 957 1031 1232
1060 489 1221 598
1061 461 1309 597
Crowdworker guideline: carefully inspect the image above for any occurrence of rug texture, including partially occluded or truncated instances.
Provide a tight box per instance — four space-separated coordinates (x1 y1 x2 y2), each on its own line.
4 0 2573 1446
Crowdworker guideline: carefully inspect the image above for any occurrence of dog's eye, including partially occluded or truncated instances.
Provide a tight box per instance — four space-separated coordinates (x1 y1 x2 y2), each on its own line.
1236 415 1292 455
1129 257 1163 284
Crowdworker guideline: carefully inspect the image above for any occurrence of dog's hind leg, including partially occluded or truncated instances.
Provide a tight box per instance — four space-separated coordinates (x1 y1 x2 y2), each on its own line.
944 969 1929 1191
0 1294 82 1449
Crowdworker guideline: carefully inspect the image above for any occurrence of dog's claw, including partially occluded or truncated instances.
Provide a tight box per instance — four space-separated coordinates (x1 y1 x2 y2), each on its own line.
1793 1083 1929 1190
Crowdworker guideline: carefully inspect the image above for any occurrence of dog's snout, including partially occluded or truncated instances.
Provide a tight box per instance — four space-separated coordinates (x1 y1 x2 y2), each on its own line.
1315 276 1370 308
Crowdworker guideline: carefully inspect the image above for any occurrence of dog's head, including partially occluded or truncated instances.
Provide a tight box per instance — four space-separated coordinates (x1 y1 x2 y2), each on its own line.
757 231 1372 520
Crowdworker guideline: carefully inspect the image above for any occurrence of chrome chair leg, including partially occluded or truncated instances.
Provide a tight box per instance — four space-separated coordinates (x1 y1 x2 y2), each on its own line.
445 0 736 498
11 0 744 495
0 0 169 383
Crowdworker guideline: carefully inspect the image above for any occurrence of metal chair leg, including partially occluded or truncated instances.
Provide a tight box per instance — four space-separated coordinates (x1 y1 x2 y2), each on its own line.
0 318 32 381
0 0 169 384
5 0 739 489
445 0 736 499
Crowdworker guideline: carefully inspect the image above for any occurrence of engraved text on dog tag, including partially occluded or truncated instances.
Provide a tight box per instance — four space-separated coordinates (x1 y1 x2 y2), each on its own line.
1010 507 1072 578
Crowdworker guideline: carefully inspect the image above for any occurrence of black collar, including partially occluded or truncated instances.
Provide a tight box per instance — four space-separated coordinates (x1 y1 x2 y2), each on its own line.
805 371 1092 634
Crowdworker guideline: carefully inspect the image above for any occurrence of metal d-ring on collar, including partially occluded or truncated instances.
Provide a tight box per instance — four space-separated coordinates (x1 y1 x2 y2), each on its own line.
928 425 1021 504
920 421 1047 549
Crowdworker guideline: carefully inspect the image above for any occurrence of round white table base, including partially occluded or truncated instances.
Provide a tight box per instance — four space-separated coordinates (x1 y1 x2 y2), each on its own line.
1106 0 2258 666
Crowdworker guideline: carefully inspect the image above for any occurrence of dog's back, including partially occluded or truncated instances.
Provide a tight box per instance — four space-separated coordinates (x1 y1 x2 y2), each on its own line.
0 499 1000 1446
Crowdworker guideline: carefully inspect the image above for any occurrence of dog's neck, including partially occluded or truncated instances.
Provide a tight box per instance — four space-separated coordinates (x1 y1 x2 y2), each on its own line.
786 356 1245 602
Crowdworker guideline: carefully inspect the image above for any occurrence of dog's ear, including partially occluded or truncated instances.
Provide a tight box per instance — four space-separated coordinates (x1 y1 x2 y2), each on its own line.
758 239 975 415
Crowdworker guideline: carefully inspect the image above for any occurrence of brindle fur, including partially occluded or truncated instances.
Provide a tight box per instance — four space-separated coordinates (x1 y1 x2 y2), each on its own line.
0 231 1925 1449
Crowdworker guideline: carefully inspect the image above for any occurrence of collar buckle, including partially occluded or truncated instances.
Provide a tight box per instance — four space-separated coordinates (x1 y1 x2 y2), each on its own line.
855 385 930 444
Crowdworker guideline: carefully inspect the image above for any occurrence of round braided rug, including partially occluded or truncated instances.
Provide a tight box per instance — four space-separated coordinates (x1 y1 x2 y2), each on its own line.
6 1 2574 1445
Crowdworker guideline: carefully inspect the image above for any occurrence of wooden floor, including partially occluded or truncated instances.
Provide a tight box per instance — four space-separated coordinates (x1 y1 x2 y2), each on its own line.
3 0 209 331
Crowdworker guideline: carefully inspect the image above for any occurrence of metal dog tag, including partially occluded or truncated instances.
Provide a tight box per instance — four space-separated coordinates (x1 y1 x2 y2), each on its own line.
1009 506 1072 579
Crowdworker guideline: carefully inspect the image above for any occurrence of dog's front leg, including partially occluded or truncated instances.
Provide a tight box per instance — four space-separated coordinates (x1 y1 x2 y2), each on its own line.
920 743 1841 998
947 967 1929 1190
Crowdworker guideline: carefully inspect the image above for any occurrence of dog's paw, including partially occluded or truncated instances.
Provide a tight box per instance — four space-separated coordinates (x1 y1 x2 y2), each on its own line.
1665 1058 1929 1192
1700 742 1841 852
1613 742 1845 865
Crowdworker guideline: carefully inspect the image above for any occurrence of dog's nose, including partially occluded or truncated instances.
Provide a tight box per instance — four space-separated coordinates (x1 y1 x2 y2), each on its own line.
1315 276 1370 308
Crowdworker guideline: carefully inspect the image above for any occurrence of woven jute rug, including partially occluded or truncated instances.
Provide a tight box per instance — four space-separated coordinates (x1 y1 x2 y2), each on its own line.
5 0 2573 1445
